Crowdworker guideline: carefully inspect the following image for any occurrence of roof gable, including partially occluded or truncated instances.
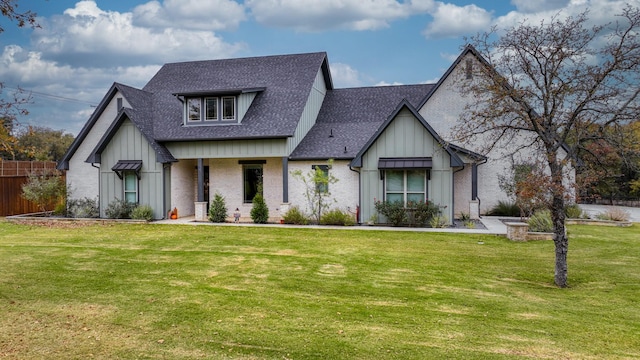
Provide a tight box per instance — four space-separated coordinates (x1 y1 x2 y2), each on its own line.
350 99 463 168
290 84 434 160
58 82 141 169
146 52 331 142
417 44 486 110
87 107 176 164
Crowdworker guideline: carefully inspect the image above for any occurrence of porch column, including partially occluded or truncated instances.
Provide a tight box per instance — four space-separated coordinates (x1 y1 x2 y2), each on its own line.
197 158 204 202
195 158 207 221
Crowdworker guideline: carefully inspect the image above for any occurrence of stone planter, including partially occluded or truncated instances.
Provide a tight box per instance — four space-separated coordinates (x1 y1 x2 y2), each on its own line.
505 222 553 241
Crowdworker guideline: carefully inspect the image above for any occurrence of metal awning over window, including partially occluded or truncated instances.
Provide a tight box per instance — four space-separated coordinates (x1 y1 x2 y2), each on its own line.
112 160 142 179
378 157 432 169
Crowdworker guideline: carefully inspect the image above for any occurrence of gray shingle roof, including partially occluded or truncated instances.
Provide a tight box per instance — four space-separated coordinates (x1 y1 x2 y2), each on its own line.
144 52 330 141
290 84 434 159
86 84 176 164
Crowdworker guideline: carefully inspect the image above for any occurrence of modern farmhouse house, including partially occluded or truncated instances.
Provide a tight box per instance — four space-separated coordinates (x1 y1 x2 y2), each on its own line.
58 46 567 223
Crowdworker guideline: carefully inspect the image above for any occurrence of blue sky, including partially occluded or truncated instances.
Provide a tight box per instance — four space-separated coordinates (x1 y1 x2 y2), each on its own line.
0 0 633 135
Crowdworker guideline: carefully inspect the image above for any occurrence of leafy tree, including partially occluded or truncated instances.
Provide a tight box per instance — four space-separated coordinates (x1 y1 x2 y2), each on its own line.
0 118 21 159
1 1 38 159
21 172 66 212
457 7 640 287
499 161 553 217
290 160 339 224
15 125 75 161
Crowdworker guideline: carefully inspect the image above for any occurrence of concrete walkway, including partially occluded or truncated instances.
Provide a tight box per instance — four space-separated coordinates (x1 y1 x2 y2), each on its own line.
579 204 640 223
154 215 509 235
152 204 638 235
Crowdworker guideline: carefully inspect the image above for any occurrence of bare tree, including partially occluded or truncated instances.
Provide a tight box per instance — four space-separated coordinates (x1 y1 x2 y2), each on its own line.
0 0 37 157
455 6 640 287
0 0 38 33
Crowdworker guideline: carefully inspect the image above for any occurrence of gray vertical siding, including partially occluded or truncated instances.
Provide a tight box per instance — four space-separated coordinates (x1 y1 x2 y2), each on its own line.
237 92 257 122
99 119 166 219
166 139 288 159
286 68 328 154
359 108 454 222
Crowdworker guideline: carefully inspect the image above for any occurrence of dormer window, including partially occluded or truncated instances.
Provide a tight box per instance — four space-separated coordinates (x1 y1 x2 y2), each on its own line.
186 96 236 124
176 87 265 126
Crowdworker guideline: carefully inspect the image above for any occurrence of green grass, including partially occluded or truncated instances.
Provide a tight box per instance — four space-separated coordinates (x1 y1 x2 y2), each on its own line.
1 220 639 359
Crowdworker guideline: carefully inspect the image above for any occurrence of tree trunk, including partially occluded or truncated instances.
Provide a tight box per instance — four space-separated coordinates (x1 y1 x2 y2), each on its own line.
553 210 569 288
549 160 569 288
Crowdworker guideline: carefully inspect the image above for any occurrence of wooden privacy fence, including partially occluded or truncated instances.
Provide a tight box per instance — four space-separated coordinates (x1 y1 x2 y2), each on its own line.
0 160 59 176
0 161 64 216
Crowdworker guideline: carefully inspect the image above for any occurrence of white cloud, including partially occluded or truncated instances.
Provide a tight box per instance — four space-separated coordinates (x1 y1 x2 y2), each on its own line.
422 3 493 38
496 0 633 31
132 0 246 31
246 0 435 31
0 44 163 135
330 62 366 88
374 81 404 86
31 1 246 67
510 0 570 13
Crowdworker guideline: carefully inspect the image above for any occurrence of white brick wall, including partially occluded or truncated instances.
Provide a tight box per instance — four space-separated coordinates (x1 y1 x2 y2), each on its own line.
420 53 575 215
170 159 196 217
288 160 359 220
209 158 284 222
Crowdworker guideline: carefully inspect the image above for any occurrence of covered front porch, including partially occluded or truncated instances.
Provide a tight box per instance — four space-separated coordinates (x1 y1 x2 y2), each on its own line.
169 157 292 222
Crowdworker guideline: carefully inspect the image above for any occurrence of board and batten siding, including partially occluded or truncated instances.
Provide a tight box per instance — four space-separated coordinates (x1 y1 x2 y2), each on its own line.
237 92 257 122
359 108 454 223
99 119 166 219
67 92 130 202
166 138 288 159
286 67 328 154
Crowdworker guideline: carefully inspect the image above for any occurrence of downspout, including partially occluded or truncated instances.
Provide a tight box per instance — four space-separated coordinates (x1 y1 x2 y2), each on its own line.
91 163 101 217
348 164 361 224
474 158 488 217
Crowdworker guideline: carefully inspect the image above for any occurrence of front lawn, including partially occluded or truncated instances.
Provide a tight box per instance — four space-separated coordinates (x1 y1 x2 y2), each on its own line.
0 221 638 359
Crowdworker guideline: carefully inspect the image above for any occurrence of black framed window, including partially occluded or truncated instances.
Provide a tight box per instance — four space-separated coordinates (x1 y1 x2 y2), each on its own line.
185 96 236 124
243 164 263 203
385 170 426 205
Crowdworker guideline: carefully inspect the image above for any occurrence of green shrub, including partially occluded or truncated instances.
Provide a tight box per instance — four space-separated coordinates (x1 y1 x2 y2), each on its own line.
374 200 440 227
105 199 136 219
409 200 441 226
282 206 309 225
429 215 448 228
320 209 355 226
67 197 99 218
595 207 630 222
528 209 553 232
208 193 228 223
53 202 67 216
564 204 584 219
459 212 471 221
250 192 269 224
374 200 407 226
131 205 154 221
21 173 66 212
487 201 520 217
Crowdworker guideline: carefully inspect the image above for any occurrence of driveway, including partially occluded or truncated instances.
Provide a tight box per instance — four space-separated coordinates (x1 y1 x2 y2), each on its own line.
579 204 640 223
